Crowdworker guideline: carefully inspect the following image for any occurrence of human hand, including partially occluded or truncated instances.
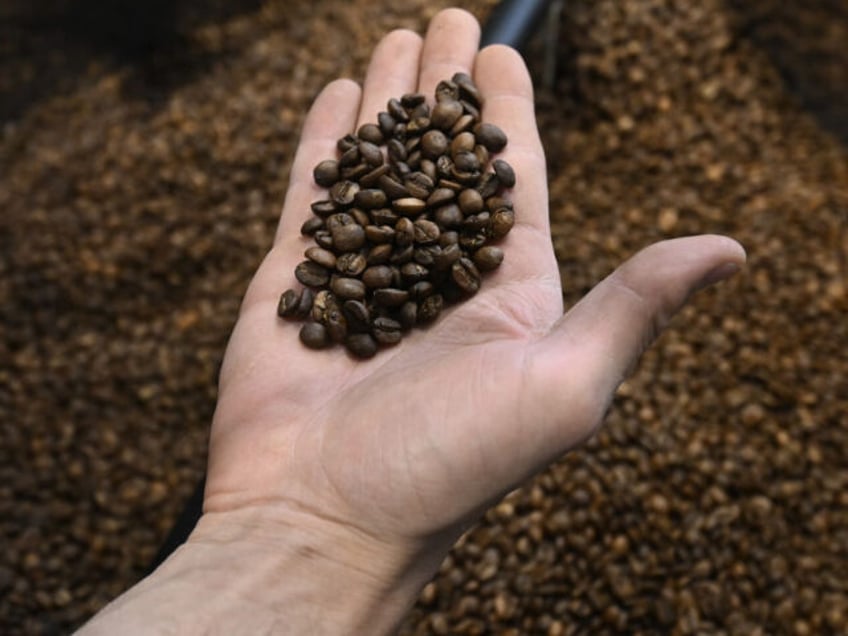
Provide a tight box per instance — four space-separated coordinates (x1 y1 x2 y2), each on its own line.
80 8 745 635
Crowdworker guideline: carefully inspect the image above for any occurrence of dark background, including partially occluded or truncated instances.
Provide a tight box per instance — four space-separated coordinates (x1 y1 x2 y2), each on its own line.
1 0 846 633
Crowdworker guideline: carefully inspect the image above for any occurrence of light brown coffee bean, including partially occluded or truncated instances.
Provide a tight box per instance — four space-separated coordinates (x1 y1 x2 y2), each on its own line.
413 219 440 244
373 288 409 308
473 246 504 271
458 188 484 214
431 99 463 130
421 130 449 159
330 277 366 300
490 208 515 239
393 197 427 217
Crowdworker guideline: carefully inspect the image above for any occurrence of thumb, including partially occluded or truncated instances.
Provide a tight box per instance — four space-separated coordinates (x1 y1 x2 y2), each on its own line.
530 234 746 447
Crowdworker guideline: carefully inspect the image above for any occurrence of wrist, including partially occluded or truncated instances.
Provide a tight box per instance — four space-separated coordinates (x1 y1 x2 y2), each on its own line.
79 504 446 635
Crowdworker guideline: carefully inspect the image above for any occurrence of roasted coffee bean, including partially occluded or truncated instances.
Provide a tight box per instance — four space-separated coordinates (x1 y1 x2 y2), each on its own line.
454 151 480 173
453 71 482 107
330 224 366 251
406 149 422 170
372 317 402 346
436 154 454 179
295 260 330 287
373 288 409 308
299 322 329 349
474 122 508 152
359 164 391 188
421 130 449 159
353 188 387 209
370 207 399 225
427 187 455 208
413 245 441 267
458 188 484 214
413 219 440 244
451 131 476 155
477 172 500 198
404 135 421 154
340 163 369 181
418 294 444 323
401 262 429 284
335 252 367 277
366 243 393 265
297 287 315 317
387 97 409 122
435 79 460 102
486 196 513 212
431 99 463 131
365 225 395 244
277 288 301 318
405 172 434 199
389 244 414 265
410 102 430 120
433 242 462 270
337 134 358 152
401 92 426 108
461 99 481 121
406 117 430 135
329 180 360 207
399 301 418 330
387 138 407 163
409 280 435 300
377 174 408 200
342 300 370 332
314 230 334 249
300 216 324 236
339 145 360 167
394 217 415 246
474 143 489 168
420 158 437 182
311 199 338 218
362 265 394 289
346 333 378 359
463 212 490 232
311 290 333 322
324 212 355 232
439 231 459 246
459 231 487 251
359 141 383 166
394 197 427 217
330 277 366 300
325 306 348 343
395 161 412 178
450 113 476 136
439 178 464 191
434 203 463 229
493 159 516 188
313 159 340 187
377 112 396 138
305 246 336 270
473 246 504 271
357 123 384 145
490 208 515 239
350 207 370 227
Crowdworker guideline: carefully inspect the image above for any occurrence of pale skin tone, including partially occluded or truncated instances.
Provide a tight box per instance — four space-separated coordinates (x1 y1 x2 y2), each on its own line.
79 9 746 635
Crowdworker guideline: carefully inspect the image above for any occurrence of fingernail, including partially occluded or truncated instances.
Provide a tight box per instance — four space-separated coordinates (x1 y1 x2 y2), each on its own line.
696 262 741 291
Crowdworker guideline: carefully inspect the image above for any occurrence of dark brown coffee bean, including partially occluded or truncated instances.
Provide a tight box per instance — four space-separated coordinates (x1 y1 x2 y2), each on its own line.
493 159 516 188
486 196 513 212
362 265 393 289
357 123 384 145
342 300 370 332
435 79 459 102
461 99 481 121
377 112 396 138
324 212 355 232
335 252 367 277
451 257 481 294
301 216 324 236
420 159 437 182
365 225 395 244
340 163 369 181
433 242 462 270
439 231 459 246
474 144 489 168
450 113 476 136
389 244 414 265
406 149 422 170
399 301 418 329
372 317 402 346
311 290 333 322
353 188 387 209
370 207 400 225
299 322 329 349
405 172 434 199
277 289 301 318
453 72 482 107
359 164 390 188
473 246 504 271
346 333 378 359
421 130 449 159
310 199 338 218
394 217 415 246
427 188 455 208
404 135 420 154
431 99 463 131
377 174 408 200
367 244 393 265
410 102 430 119
373 288 409 308
295 260 330 287
413 245 441 266
314 230 334 250
329 180 360 207
413 219 440 244
401 92 426 108
451 131 476 155
418 294 444 323
454 151 480 173
463 212 491 232
325 306 348 343
476 172 500 199
438 178 464 191
337 134 358 152
313 159 340 187
409 280 434 301
330 277 366 300
339 145 360 168
393 197 427 217
406 116 430 135
401 262 429 284
458 188 484 214
297 287 315 317
474 122 508 152
350 208 370 227
305 246 336 270
459 232 487 251
490 208 515 239
331 224 366 251
359 141 383 167
434 203 463 229
387 97 409 123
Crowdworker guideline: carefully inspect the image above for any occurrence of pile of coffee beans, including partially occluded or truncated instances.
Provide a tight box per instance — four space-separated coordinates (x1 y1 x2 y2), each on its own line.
277 73 515 358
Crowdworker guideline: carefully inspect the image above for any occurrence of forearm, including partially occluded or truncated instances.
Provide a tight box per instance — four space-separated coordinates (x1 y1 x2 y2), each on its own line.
77 506 441 635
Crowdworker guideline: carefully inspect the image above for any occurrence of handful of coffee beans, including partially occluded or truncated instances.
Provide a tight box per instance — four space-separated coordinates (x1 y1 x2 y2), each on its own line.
278 73 516 358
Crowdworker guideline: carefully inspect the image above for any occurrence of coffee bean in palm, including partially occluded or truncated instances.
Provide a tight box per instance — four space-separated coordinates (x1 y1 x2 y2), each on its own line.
459 231 487 251
311 199 338 218
354 188 387 209
474 122 508 152
387 138 407 163
330 277 366 300
427 187 455 208
409 280 434 300
324 305 347 343
473 246 504 271
449 113 475 136
311 290 333 323
461 99 481 121
350 208 370 227
418 294 444 323
490 207 515 239
305 246 336 270
395 217 414 246
493 159 516 188
300 216 324 236
413 245 441 267
295 260 330 287
452 72 482 107
373 288 409 308
378 174 408 200
420 159 437 182
366 243 392 265
377 112 396 138
401 262 428 285
314 229 333 249
451 131 476 155
477 172 500 198
393 197 426 217
451 257 481 294
421 130 449 159
357 123 384 145
474 144 489 168
338 145 360 167
389 244 414 265
342 300 370 332
337 134 358 152
387 97 408 122
325 212 355 231
413 219 440 244
372 317 402 346
359 141 383 167
435 79 459 102
297 287 315 316
458 188 484 214
313 159 340 187
360 164 390 188
335 252 367 277
439 231 459 246
434 203 463 229
365 224 395 244
431 99 463 131
463 212 490 232
362 265 393 289
346 333 378 359
454 151 480 173
341 162 369 182
277 288 301 318
399 301 418 330
330 224 366 251
329 180 359 206
433 242 462 270
370 207 399 225
405 172 434 199
436 154 454 179
299 322 330 349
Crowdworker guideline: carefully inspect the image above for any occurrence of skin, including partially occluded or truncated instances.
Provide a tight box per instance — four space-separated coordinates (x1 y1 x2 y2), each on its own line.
78 9 746 636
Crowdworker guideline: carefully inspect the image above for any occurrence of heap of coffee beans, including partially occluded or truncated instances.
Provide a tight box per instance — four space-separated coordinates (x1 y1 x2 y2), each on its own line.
277 72 516 358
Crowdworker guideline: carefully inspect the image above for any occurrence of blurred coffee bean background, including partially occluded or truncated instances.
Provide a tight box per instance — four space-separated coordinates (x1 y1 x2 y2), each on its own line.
1 0 846 633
